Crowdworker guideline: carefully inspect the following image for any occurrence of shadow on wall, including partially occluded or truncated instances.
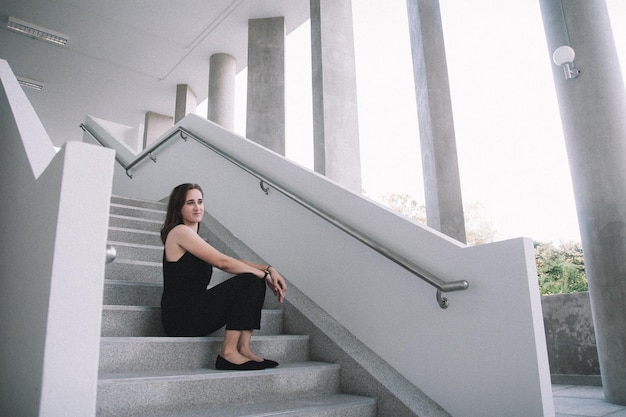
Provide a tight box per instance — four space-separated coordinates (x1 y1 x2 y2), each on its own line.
542 292 600 384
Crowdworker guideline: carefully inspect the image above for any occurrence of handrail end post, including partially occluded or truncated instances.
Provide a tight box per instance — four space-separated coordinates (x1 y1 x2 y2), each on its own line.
440 280 469 293
106 245 116 264
436 280 469 309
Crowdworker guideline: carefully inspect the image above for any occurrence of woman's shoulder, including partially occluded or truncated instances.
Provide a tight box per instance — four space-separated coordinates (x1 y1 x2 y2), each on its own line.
169 224 197 238
166 224 204 249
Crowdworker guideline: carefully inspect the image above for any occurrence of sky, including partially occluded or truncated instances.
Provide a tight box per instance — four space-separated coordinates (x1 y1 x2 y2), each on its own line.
199 1 626 244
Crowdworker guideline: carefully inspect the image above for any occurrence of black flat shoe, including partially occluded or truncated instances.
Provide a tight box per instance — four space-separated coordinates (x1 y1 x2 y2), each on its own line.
215 355 266 371
262 359 279 368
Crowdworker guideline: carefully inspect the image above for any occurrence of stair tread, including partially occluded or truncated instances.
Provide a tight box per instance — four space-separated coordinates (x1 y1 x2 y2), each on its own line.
102 335 307 342
111 195 167 208
109 258 161 267
99 361 340 382
132 394 375 417
110 213 163 223
109 225 161 234
102 305 282 312
111 202 166 213
105 279 163 287
107 240 163 249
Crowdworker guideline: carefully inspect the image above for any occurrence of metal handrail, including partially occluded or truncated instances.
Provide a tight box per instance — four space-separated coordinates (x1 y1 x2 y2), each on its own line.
81 123 469 308
80 123 169 178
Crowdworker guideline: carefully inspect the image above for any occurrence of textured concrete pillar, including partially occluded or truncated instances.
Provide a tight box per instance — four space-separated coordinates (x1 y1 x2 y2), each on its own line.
246 17 285 155
540 0 626 405
174 84 196 124
406 0 466 243
143 111 173 148
310 0 362 193
208 53 236 130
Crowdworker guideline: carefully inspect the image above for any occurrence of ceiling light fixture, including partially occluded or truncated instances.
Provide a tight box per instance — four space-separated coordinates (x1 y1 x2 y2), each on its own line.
17 76 44 91
7 16 69 46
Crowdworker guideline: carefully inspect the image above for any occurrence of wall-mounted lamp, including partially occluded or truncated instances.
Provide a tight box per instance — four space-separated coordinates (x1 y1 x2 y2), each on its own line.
552 45 580 80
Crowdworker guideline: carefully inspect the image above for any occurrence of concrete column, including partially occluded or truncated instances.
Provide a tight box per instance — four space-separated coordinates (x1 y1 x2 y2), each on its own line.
539 0 626 405
208 53 236 130
310 0 362 193
406 0 466 243
246 17 285 155
174 84 196 123
143 111 173 149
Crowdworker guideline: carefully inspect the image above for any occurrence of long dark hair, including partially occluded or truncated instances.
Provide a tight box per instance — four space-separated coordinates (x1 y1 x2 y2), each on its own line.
160 183 204 244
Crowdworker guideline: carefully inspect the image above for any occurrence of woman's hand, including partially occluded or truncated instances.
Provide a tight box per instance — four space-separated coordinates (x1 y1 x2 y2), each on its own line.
266 267 287 303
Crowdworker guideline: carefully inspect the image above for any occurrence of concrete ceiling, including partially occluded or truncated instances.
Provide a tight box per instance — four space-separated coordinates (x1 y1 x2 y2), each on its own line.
0 0 309 146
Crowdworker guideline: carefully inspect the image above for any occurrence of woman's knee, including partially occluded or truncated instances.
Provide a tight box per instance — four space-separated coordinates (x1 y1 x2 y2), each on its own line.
233 273 265 290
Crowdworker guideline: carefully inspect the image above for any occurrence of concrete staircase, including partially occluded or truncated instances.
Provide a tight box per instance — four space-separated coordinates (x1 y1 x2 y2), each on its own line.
97 195 377 417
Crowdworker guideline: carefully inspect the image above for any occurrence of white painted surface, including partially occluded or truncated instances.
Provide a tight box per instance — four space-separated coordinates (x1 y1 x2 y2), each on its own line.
0 60 114 417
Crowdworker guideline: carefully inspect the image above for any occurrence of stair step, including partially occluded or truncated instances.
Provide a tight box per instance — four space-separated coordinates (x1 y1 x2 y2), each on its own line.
106 259 162 283
112 195 167 211
101 305 164 337
103 268 246 306
101 306 283 337
109 214 162 232
108 226 162 246
103 280 162 306
99 335 310 372
108 241 162 263
97 362 342 417
128 394 376 417
110 203 166 221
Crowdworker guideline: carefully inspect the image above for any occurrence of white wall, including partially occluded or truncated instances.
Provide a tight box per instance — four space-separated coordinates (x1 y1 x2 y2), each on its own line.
85 113 554 416
0 60 115 417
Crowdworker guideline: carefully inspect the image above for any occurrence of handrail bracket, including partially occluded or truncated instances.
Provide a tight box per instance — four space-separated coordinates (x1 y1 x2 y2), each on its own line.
436 290 449 309
260 180 270 195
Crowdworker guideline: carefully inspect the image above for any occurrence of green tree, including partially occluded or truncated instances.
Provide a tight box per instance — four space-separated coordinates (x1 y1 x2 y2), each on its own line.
378 192 588 294
534 240 587 295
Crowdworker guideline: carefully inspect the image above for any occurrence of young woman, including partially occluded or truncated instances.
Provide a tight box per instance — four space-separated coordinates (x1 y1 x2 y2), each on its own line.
160 183 287 371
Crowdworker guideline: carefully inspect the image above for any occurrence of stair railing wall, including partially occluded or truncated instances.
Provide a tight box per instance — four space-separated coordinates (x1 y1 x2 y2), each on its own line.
81 120 468 305
0 60 115 417
83 113 554 417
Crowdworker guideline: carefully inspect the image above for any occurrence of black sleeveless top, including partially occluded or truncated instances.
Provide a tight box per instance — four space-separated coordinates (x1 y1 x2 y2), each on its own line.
161 251 213 308
160 251 215 336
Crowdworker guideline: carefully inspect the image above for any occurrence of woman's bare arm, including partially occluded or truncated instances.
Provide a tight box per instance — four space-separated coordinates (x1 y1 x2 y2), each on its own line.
166 225 265 278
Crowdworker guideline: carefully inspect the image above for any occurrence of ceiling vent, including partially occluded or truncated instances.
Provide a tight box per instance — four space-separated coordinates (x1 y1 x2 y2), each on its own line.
17 76 44 91
7 16 69 46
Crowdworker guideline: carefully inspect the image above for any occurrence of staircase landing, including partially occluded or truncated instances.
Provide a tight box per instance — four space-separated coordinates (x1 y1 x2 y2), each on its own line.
553 384 626 417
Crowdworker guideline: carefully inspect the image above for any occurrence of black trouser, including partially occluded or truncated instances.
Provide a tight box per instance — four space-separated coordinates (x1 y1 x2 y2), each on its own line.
162 273 266 336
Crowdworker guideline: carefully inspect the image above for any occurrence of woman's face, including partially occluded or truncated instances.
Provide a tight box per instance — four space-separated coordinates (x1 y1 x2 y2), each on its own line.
180 188 204 225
